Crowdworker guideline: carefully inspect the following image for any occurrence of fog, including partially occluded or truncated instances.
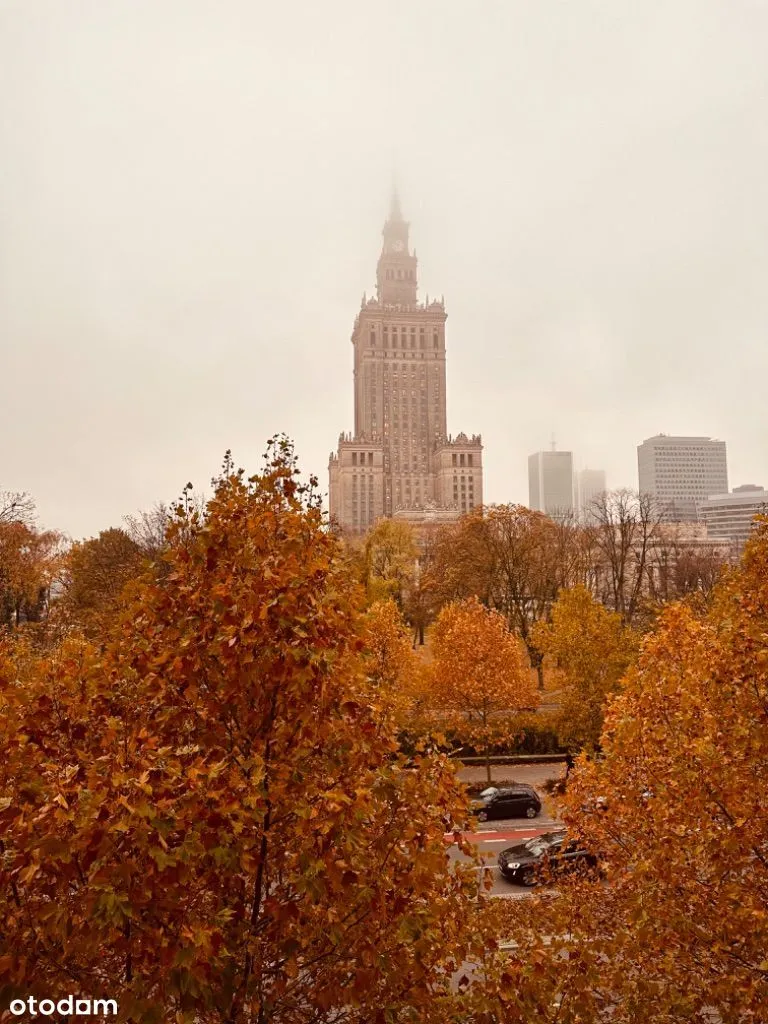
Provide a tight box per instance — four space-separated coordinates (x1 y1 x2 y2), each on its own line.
1 0 767 537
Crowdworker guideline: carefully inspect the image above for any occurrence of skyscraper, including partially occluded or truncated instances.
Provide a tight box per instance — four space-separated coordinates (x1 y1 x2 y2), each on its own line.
637 434 728 521
329 193 483 534
576 467 607 518
528 449 574 519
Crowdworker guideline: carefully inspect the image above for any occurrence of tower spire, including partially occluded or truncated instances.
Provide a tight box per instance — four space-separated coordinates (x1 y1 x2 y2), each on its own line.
389 177 403 222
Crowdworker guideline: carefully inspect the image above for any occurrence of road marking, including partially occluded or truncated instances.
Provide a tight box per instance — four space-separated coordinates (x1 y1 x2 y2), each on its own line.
444 827 545 840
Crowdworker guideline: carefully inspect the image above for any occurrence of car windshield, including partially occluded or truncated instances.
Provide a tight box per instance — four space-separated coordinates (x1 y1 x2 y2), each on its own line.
523 832 565 854
479 787 499 800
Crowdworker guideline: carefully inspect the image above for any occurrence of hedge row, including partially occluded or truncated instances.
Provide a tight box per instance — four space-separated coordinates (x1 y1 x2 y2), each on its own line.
399 710 566 757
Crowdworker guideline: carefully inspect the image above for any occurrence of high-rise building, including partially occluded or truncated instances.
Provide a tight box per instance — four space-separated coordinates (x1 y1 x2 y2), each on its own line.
576 468 607 517
699 485 768 555
528 450 574 518
637 434 728 521
328 192 483 535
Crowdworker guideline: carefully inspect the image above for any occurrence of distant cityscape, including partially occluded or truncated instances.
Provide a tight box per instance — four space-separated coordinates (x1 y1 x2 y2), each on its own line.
528 435 766 556
330 194 765 557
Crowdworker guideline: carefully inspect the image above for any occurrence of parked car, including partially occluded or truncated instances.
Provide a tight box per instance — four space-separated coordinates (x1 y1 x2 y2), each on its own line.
470 784 541 821
498 830 599 886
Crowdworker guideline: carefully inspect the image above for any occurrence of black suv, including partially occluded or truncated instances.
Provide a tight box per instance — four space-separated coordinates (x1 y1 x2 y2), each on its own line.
470 784 541 822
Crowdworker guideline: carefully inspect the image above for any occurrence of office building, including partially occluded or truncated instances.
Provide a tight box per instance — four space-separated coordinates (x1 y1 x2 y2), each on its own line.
699 485 768 555
576 468 607 517
637 434 728 521
528 449 574 518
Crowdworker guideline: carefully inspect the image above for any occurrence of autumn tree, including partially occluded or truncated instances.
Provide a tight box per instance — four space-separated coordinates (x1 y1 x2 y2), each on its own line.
531 585 637 753
123 502 174 560
587 488 665 627
425 505 583 687
0 490 36 527
639 521 730 611
0 439 494 1023
489 518 768 1023
62 527 145 634
362 517 418 608
359 598 431 732
0 519 63 629
429 597 539 782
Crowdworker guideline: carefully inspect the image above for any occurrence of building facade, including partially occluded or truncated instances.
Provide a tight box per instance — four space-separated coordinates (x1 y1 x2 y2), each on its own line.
637 434 728 521
576 468 607 518
328 193 483 534
528 450 574 518
699 485 768 555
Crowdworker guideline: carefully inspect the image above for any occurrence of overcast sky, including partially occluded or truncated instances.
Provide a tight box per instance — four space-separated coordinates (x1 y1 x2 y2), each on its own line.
1 0 767 538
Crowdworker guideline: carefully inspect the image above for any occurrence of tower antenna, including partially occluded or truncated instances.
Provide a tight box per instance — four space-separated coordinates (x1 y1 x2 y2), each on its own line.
390 170 403 221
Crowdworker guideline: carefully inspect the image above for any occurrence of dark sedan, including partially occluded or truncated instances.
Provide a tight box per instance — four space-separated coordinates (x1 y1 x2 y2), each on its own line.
470 784 541 822
498 831 598 886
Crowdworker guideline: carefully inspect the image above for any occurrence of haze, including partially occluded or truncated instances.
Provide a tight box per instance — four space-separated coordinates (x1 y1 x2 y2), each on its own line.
1 0 767 538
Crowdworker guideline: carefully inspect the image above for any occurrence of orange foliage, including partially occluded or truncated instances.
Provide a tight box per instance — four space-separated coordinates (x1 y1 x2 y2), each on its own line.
427 597 539 778
488 519 768 1022
0 440 498 1023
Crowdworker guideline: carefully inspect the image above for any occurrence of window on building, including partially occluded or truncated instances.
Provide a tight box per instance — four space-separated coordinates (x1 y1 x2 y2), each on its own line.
452 454 457 466
460 454 465 467
352 452 357 466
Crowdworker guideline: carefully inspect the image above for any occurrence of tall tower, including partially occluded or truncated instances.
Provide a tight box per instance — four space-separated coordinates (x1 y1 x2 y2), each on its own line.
375 190 418 307
329 191 483 535
528 449 574 520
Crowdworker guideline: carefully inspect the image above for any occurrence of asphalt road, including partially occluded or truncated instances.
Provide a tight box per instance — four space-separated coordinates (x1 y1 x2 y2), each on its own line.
445 815 564 897
448 765 566 896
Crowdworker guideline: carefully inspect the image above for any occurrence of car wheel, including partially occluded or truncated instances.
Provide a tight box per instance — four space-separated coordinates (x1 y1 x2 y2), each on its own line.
525 805 538 819
520 867 537 887
476 809 488 822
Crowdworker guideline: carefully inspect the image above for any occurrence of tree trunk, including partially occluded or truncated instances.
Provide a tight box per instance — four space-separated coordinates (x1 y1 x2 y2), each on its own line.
536 661 544 690
483 706 491 783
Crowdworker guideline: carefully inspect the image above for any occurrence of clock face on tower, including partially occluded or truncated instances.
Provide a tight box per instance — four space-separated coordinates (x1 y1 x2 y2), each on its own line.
391 239 405 253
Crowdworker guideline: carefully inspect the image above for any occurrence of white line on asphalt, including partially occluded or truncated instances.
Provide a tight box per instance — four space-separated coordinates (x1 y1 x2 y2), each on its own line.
443 826 552 839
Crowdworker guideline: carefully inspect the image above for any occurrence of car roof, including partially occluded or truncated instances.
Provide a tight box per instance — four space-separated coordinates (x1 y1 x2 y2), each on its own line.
529 830 567 845
496 784 538 796
501 831 566 854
